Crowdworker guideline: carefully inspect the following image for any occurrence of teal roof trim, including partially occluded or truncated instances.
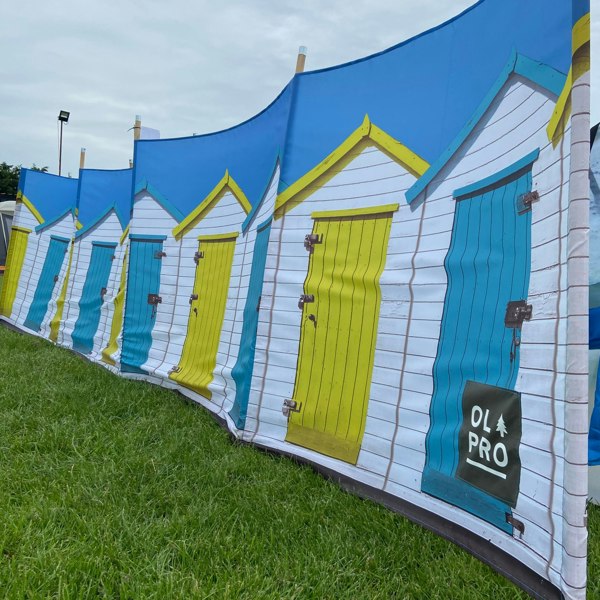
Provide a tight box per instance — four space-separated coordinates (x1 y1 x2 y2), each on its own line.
405 52 567 205
134 180 185 222
34 207 73 233
453 148 540 198
75 204 123 239
241 156 280 234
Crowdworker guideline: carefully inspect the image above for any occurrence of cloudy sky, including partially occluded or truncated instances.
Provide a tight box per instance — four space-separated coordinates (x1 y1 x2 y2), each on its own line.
1 1 598 177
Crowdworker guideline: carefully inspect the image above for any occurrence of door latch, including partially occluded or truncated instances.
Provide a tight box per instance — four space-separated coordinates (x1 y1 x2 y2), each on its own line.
148 293 162 319
516 190 539 215
282 399 302 418
100 287 107 299
506 513 525 537
304 233 323 253
53 275 59 283
168 365 181 375
256 295 261 312
189 293 198 305
505 300 532 362
194 251 204 263
298 294 314 309
154 250 167 259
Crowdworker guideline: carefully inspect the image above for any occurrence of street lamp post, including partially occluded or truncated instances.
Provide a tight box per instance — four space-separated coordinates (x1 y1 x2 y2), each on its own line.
58 110 70 176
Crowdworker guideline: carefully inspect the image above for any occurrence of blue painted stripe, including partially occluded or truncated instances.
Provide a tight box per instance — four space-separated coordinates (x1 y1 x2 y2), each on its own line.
120 238 164 371
422 162 533 532
129 234 167 241
406 53 566 205
453 148 540 199
50 235 71 243
24 236 69 332
229 222 271 429
72 242 116 354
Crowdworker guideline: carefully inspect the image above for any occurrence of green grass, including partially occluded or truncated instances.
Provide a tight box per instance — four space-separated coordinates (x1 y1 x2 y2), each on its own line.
0 325 597 599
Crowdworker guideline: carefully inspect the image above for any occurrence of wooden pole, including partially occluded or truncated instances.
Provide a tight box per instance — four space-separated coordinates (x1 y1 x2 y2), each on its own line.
79 147 86 170
134 114 142 141
295 46 307 73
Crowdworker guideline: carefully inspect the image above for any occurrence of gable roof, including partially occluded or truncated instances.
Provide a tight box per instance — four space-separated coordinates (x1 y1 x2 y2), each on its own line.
134 180 185 223
274 115 429 219
405 52 567 205
172 171 252 239
34 207 74 233
74 203 127 239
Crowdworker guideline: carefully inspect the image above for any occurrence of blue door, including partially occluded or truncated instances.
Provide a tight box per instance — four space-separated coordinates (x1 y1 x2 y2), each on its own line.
229 219 271 429
120 235 166 373
24 235 70 332
72 241 117 354
422 151 538 533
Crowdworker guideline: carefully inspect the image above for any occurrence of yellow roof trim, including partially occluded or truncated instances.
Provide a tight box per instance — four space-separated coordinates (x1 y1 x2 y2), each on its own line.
274 115 429 219
75 220 83 230
11 226 32 234
197 231 239 242
547 13 590 146
119 224 130 246
172 171 252 239
20 193 44 224
312 203 399 220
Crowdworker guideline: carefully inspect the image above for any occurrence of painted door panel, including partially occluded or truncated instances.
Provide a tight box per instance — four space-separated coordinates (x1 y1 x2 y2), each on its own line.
120 236 165 373
0 227 30 318
170 234 237 398
24 235 69 332
229 220 271 429
72 241 117 354
285 208 394 464
422 166 533 533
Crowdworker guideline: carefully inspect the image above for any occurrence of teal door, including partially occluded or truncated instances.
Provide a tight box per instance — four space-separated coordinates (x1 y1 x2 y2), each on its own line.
72 241 117 354
229 219 271 428
422 151 538 533
24 235 70 332
120 235 166 373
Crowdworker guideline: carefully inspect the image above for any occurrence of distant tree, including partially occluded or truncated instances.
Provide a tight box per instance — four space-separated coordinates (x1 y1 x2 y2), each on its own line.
0 162 20 195
30 164 49 173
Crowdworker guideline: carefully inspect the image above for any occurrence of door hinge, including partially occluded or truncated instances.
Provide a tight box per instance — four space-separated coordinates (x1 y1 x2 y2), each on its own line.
100 287 107 299
506 513 525 537
505 300 532 362
168 365 181 375
282 399 302 418
154 251 167 259
304 233 323 253
194 251 204 263
256 295 261 312
53 275 59 283
189 293 198 304
111 255 116 261
298 294 315 309
516 190 540 215
148 294 162 306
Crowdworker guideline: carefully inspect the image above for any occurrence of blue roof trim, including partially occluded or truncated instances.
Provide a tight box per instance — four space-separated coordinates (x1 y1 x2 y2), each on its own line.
241 157 280 233
129 234 167 241
134 180 185 222
50 235 70 243
34 207 73 233
453 148 540 198
75 204 121 239
405 52 567 205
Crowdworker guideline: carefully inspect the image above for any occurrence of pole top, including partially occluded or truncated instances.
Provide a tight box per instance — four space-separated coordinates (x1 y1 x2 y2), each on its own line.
135 114 141 121
298 46 308 55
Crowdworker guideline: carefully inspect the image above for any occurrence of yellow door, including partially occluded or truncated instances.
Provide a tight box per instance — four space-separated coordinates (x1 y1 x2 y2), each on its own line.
285 204 397 464
0 226 30 317
170 233 238 398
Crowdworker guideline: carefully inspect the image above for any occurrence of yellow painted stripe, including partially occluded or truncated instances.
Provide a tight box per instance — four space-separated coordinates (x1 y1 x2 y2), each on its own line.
274 115 428 218
170 237 236 398
20 194 44 224
119 224 130 246
285 211 392 464
101 246 129 365
75 220 83 230
0 228 30 317
312 203 399 220
49 240 74 342
547 13 590 144
197 231 239 241
173 171 252 239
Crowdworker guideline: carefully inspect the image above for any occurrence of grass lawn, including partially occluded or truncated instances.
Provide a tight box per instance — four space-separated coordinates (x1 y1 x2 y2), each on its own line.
0 321 598 598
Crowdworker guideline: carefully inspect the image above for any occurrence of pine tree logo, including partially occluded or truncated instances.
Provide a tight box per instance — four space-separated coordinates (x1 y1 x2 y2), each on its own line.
496 414 507 438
